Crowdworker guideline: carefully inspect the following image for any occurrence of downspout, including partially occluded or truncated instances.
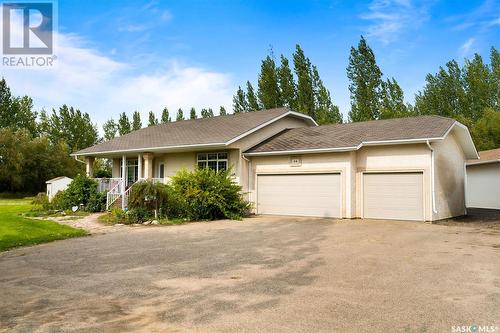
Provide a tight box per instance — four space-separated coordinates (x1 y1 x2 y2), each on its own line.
426 140 437 216
463 162 468 215
241 154 252 201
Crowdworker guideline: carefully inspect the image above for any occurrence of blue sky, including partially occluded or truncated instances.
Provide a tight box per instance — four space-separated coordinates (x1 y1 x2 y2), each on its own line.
3 0 500 125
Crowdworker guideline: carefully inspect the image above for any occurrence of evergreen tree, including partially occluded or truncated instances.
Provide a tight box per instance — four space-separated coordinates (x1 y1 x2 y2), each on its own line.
278 55 297 109
190 107 197 119
232 86 247 113
257 55 281 109
118 112 131 136
219 106 227 116
207 108 214 117
293 45 315 118
176 108 184 121
132 111 142 130
103 119 118 141
161 107 171 123
347 36 383 122
201 108 208 118
148 111 158 126
379 78 410 119
246 81 260 111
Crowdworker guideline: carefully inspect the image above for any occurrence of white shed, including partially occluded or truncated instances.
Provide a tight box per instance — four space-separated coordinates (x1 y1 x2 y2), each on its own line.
466 148 500 209
46 176 72 201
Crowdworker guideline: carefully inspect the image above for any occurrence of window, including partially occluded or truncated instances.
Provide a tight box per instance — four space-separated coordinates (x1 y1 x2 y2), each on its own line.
197 152 228 172
158 163 165 178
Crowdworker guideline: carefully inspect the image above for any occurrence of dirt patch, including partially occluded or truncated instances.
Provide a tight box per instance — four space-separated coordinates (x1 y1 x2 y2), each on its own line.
42 213 128 235
434 208 500 230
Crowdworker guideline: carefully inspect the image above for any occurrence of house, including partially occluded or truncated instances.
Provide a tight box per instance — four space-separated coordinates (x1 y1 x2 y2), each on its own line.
46 176 72 201
466 148 500 209
72 108 478 221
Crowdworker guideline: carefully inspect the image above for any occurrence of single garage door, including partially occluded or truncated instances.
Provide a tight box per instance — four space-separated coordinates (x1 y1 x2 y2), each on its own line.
257 173 341 218
363 172 424 221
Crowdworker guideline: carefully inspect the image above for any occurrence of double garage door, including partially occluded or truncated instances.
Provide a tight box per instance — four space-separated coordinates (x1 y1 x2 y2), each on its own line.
256 172 424 221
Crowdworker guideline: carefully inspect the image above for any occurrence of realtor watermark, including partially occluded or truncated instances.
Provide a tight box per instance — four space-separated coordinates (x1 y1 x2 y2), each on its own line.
1 0 57 67
451 325 499 333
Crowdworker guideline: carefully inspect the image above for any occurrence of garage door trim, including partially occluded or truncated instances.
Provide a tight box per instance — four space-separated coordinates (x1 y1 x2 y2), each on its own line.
256 171 343 217
361 170 425 221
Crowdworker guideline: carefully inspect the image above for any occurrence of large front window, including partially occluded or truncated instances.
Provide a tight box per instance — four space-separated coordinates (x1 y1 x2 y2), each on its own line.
197 152 228 172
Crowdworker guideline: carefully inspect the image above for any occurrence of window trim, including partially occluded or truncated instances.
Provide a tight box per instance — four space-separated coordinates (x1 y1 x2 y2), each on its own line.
197 152 228 172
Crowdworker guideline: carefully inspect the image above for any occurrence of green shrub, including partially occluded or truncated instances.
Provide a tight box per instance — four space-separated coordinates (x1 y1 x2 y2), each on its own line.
32 192 50 209
128 180 169 211
86 191 107 212
62 174 98 209
50 190 66 210
171 168 249 220
126 207 152 224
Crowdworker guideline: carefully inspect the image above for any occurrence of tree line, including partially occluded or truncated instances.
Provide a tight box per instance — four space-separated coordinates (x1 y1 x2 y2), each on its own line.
102 106 228 140
1 36 499 193
233 37 499 150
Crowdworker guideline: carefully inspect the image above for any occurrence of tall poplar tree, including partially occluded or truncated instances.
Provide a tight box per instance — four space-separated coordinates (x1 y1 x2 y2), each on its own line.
161 107 171 123
176 108 184 121
257 55 281 109
293 45 315 118
190 107 197 119
246 81 260 111
347 36 383 122
118 112 131 136
278 55 297 109
148 111 158 126
103 119 118 141
233 86 248 113
132 111 142 130
219 106 227 116
379 78 410 119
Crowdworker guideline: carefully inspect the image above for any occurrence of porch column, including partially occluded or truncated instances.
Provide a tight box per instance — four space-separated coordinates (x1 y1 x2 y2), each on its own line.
138 154 143 180
85 156 95 177
143 153 154 179
121 155 126 209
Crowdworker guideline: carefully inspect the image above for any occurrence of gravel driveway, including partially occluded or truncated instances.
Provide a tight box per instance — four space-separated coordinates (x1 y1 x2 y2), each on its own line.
1 216 499 333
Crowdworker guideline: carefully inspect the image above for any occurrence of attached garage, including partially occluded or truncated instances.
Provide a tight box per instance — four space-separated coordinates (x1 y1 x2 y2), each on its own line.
363 172 424 221
257 173 342 218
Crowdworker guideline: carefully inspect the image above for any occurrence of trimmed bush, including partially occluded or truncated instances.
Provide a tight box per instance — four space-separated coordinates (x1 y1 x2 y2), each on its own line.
171 168 249 220
128 180 169 212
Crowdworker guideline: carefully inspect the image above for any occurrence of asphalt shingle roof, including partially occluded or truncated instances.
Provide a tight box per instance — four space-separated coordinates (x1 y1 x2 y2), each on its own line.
245 116 456 154
467 148 500 165
75 107 293 155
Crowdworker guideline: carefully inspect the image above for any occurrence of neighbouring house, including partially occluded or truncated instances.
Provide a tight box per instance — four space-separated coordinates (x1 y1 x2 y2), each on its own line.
72 108 478 221
46 176 72 201
466 148 500 209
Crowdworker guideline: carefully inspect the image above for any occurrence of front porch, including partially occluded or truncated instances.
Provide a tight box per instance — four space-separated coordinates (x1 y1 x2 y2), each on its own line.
85 150 239 210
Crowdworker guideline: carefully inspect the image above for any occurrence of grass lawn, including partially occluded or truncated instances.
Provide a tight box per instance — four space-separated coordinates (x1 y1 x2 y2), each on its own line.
0 198 87 252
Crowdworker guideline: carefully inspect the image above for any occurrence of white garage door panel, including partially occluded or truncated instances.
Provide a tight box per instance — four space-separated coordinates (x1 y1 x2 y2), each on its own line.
363 172 424 221
257 174 341 218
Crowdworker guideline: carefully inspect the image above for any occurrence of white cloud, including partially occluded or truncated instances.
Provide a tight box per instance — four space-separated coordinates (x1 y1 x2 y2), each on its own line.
361 0 430 44
1 31 234 128
459 37 476 57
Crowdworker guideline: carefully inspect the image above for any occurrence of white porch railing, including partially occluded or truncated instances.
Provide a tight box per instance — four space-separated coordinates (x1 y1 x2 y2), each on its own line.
105 179 124 210
94 178 123 193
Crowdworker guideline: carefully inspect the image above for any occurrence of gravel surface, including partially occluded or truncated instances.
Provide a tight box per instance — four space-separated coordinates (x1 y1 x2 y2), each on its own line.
1 216 499 333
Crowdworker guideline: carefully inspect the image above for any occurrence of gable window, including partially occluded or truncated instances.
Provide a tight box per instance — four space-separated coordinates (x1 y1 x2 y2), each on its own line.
197 152 228 172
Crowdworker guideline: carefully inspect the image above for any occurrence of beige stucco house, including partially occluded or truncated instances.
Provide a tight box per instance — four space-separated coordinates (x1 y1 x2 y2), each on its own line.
466 148 500 209
72 108 478 221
